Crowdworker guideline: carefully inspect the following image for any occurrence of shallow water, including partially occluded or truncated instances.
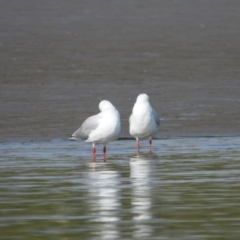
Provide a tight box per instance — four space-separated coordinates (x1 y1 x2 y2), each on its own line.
1 137 240 239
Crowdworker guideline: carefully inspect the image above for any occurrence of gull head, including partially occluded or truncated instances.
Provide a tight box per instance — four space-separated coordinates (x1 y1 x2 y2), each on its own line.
136 93 149 103
99 100 115 112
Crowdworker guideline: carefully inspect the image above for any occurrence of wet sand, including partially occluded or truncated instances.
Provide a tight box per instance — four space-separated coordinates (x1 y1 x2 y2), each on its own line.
0 0 240 142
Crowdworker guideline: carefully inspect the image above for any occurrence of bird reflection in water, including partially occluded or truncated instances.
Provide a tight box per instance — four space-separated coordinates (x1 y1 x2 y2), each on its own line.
87 164 121 239
91 152 107 163
130 154 153 238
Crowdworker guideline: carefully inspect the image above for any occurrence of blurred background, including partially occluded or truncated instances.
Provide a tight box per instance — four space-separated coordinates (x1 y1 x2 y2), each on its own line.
0 0 240 141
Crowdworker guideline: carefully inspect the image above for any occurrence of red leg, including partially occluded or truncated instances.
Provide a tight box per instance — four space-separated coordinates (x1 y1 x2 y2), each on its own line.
136 139 140 149
136 139 140 155
92 145 96 154
149 139 152 153
103 146 107 162
91 144 96 162
103 146 106 154
92 145 96 162
92 154 96 162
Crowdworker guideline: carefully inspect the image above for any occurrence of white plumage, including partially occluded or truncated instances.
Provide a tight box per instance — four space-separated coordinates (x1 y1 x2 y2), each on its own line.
71 100 121 154
129 93 160 151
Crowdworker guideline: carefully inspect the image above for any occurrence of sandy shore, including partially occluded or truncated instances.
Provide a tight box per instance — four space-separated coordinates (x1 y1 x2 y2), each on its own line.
0 0 239 142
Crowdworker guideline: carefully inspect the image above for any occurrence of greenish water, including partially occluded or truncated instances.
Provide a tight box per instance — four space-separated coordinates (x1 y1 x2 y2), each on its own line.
0 137 240 239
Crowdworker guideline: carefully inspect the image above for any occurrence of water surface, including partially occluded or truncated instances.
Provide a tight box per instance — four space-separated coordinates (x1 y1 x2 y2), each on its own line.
1 137 240 239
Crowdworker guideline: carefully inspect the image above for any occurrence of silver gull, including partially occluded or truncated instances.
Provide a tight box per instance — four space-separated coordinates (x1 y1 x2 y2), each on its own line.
71 100 121 154
129 93 160 152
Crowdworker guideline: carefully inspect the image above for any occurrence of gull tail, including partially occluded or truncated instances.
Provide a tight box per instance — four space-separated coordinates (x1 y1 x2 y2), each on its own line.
69 136 78 140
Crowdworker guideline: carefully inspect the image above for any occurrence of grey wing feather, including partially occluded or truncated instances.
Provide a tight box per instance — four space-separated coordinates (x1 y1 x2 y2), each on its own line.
72 115 100 140
152 108 160 127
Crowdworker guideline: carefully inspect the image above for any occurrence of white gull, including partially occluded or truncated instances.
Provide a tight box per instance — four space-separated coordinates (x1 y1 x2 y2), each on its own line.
129 93 160 151
71 100 121 154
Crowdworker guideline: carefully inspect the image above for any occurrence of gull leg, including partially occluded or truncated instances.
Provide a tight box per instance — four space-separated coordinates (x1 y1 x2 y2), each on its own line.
103 146 106 154
92 154 96 163
136 139 140 149
149 139 152 153
92 144 96 162
136 139 140 154
92 144 96 154
103 146 107 162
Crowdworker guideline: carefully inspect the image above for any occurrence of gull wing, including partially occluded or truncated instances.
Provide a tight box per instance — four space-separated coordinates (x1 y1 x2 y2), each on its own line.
152 108 160 127
71 114 101 140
